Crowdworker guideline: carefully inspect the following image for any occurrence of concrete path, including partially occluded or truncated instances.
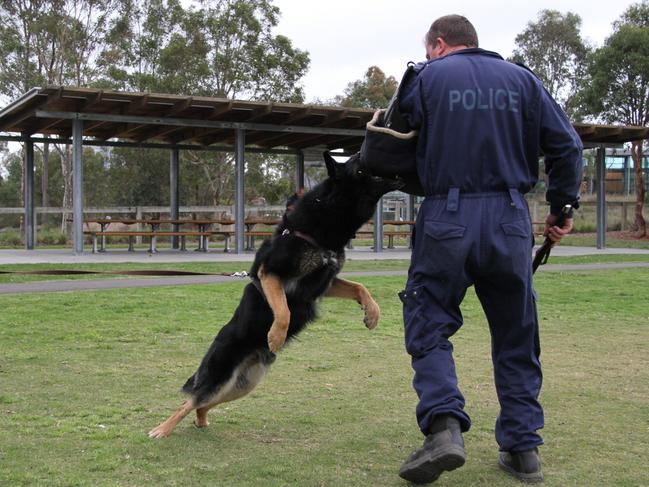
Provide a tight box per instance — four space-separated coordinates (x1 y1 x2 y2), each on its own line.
1 264 648 295
1 245 649 265
1 245 648 295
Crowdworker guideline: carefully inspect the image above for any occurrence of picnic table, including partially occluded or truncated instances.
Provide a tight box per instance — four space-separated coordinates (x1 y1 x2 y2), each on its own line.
346 220 416 249
82 218 282 253
82 218 232 253
81 217 414 253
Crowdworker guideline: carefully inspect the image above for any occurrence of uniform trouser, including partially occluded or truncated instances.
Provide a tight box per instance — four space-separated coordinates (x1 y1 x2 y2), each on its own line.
400 189 543 452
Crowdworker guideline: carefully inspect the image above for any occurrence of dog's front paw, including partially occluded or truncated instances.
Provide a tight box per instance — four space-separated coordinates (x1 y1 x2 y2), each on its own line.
362 299 380 330
148 424 171 439
267 324 288 352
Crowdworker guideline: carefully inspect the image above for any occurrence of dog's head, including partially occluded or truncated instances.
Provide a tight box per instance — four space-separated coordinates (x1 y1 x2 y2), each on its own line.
285 152 405 247
323 151 405 199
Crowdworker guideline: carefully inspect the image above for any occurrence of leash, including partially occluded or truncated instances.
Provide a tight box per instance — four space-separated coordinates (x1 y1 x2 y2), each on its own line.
0 269 249 277
532 205 572 273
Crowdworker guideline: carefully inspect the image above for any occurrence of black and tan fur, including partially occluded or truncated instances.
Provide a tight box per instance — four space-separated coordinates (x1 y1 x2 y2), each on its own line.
148 152 403 439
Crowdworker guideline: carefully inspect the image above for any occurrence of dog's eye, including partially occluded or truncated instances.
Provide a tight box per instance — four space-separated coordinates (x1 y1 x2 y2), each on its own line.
357 170 363 175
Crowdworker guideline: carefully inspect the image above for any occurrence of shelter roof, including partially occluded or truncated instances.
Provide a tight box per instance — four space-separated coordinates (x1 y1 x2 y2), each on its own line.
1 86 648 150
0 86 373 151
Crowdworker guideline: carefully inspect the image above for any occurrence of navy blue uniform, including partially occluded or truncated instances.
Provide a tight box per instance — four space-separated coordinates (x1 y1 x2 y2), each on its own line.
398 48 582 452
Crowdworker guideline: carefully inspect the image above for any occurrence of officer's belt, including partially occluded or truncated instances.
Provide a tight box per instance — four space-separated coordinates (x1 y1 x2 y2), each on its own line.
425 188 526 212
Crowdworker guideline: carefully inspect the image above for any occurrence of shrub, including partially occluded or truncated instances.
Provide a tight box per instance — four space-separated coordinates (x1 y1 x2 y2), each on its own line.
0 230 23 247
38 229 68 245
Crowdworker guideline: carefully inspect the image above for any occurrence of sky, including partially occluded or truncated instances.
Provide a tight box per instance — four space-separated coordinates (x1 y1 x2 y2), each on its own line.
272 0 639 103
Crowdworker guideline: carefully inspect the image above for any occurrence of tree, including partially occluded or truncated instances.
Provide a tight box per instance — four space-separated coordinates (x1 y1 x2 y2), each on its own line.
0 0 124 231
509 9 590 116
102 0 309 101
335 66 397 109
581 2 649 237
100 0 310 208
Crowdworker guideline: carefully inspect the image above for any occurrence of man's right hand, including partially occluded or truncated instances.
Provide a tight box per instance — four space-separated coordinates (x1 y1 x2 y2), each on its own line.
544 213 573 245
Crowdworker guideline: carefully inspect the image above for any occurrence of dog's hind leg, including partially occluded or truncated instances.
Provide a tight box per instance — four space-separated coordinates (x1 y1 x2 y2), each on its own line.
193 351 274 429
194 406 211 428
324 277 381 329
148 399 195 439
258 265 291 352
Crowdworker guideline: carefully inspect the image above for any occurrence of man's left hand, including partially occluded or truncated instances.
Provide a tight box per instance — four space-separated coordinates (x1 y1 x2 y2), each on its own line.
544 213 573 245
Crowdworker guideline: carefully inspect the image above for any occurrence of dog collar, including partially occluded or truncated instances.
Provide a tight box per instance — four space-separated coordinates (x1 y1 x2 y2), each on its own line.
281 228 320 248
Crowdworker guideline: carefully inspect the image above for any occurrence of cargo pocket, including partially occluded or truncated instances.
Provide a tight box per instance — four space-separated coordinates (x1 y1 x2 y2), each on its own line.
424 221 466 240
399 285 435 358
500 218 531 238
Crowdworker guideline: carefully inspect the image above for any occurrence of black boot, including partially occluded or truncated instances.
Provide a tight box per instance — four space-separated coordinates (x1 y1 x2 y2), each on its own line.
398 415 466 484
498 448 544 483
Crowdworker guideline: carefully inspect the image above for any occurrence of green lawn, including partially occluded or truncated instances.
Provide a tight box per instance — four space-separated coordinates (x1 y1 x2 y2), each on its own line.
559 233 649 249
1 269 648 486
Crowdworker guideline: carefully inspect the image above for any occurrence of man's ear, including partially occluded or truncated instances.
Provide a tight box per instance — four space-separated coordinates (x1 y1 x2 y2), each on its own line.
323 151 340 179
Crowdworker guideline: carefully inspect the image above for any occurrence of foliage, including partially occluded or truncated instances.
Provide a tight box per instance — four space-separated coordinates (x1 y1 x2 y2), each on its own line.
0 0 311 219
335 66 397 109
509 9 590 116
0 0 122 99
37 228 67 245
582 27 649 126
0 153 22 206
0 229 22 246
101 0 310 101
579 2 649 236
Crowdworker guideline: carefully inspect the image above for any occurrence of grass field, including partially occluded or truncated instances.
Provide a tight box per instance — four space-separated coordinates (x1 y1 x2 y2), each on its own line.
1 268 648 486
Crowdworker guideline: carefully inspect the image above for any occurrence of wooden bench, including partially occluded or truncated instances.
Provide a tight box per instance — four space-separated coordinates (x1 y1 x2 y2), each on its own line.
84 231 212 253
346 231 374 249
384 230 413 249
208 231 274 252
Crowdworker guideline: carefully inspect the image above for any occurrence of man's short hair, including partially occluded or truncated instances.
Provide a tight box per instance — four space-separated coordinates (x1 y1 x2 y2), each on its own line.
426 15 479 48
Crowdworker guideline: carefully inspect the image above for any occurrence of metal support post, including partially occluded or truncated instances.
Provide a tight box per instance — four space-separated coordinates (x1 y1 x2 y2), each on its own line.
72 119 84 254
623 155 630 195
23 133 35 249
373 197 384 252
296 150 305 190
596 146 606 249
234 129 246 254
170 147 180 249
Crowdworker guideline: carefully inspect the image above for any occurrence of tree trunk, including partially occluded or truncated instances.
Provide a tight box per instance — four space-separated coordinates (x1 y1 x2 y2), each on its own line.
60 145 73 235
42 139 49 227
631 140 646 237
42 140 49 208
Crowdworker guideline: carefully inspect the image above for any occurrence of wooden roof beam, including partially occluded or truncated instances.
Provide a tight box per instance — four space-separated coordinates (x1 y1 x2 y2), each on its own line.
0 109 37 131
78 90 104 111
125 94 150 114
259 132 333 149
166 97 193 118
193 129 233 146
23 116 64 135
137 125 187 143
206 101 233 120
283 107 312 124
244 104 275 122
293 134 362 151
319 109 349 126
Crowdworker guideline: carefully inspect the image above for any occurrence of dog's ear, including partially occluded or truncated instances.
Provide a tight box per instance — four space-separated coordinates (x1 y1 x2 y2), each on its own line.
323 151 341 179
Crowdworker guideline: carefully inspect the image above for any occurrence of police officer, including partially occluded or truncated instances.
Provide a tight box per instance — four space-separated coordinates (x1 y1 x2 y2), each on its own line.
396 15 582 484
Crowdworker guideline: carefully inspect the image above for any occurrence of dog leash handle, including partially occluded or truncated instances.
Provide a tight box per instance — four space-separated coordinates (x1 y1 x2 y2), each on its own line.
532 205 572 274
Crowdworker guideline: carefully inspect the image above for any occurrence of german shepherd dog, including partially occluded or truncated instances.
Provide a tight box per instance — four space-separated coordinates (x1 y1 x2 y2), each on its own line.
148 152 403 438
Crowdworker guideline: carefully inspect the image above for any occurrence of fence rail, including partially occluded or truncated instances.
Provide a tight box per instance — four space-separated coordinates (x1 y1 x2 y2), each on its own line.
0 205 285 215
